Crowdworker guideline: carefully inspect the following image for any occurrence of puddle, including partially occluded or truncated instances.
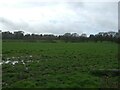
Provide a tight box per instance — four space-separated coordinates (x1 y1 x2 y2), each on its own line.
1 60 34 65
5 61 10 64
12 61 19 65
1 60 19 65
1 55 37 65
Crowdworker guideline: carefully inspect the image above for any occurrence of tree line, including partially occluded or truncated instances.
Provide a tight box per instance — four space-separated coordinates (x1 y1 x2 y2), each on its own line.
1 30 120 43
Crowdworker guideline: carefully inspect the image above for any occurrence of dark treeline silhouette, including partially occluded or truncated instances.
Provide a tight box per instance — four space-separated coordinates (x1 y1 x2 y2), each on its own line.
1 30 120 43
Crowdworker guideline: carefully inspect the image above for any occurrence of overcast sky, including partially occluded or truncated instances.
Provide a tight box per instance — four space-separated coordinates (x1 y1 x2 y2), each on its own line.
0 0 119 35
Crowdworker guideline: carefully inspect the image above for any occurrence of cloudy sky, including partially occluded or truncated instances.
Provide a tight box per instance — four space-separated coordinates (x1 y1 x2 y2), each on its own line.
0 0 119 35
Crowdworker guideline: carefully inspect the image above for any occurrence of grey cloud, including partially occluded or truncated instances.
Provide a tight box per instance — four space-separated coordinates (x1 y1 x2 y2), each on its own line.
0 17 29 31
0 2 118 35
0 17 20 30
18 1 65 8
67 2 84 8
119 2 120 29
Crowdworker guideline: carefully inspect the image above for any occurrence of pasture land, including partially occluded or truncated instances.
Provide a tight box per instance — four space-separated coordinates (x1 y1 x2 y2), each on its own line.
2 41 119 88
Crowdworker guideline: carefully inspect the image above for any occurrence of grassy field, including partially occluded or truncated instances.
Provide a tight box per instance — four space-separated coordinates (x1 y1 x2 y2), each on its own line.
2 41 119 88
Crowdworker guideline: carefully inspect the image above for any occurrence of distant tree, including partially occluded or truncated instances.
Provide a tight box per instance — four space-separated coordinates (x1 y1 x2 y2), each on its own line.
0 30 1 40
89 34 95 42
115 32 120 38
79 33 88 42
14 31 24 39
64 33 71 37
63 33 71 42
71 33 79 37
89 34 94 38
24 34 31 40
80 33 87 37
107 31 116 37
114 31 120 43
1 30 120 43
2 31 14 39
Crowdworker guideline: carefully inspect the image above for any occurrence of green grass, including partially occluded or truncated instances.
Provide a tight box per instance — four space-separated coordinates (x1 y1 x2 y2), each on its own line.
2 41 119 88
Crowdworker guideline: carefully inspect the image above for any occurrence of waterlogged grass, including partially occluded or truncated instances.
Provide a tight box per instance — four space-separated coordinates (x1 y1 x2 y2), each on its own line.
2 41 119 88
